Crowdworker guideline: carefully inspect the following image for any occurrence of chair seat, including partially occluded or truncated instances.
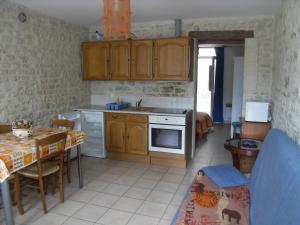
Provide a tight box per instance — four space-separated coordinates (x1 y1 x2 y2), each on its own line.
18 162 59 178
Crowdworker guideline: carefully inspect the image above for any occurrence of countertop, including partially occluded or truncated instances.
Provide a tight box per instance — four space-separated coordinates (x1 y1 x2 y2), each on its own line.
74 105 189 117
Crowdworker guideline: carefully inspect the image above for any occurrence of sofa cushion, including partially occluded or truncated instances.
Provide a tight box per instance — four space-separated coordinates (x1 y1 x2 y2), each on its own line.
202 164 248 188
172 170 249 225
249 129 300 225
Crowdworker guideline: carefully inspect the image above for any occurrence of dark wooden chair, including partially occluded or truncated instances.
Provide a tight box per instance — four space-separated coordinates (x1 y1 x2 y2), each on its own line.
15 132 67 214
240 121 271 141
51 119 75 184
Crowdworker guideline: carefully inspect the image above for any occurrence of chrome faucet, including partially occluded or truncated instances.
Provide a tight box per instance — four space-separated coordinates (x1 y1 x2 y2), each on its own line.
136 98 142 108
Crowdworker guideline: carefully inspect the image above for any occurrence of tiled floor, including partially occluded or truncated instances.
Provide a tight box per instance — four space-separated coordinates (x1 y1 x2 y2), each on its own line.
0 125 231 225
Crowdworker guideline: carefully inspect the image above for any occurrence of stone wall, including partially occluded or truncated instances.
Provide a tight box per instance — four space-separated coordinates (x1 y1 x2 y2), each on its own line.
272 0 300 144
0 1 90 125
90 16 274 110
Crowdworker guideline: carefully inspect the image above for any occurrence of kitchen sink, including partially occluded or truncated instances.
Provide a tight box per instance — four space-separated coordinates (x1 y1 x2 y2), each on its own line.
126 107 154 112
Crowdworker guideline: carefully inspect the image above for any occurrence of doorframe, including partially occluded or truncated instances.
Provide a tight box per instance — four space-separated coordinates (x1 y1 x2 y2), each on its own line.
189 30 254 159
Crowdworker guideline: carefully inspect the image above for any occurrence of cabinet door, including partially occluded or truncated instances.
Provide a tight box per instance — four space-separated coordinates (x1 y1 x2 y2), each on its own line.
106 120 126 153
154 38 190 81
126 122 148 155
82 42 110 80
131 40 153 80
110 40 131 80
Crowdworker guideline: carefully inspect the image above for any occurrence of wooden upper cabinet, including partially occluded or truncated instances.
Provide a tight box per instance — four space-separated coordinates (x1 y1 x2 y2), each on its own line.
110 40 131 80
126 122 148 155
82 42 110 80
154 38 190 81
131 40 153 80
105 120 126 153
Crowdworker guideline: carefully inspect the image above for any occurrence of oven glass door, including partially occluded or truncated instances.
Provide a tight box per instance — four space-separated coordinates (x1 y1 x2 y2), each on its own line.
149 124 185 154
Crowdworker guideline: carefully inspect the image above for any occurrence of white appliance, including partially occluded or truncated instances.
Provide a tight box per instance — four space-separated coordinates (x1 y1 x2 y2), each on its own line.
149 115 186 154
245 102 271 122
231 57 244 138
80 111 106 158
58 110 106 158
58 111 81 159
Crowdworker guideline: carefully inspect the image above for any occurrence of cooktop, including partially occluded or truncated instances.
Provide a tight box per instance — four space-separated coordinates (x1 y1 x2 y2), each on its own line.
151 108 187 114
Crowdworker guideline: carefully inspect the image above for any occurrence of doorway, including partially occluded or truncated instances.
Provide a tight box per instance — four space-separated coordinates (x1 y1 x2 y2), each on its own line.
197 47 216 116
189 30 254 159
196 44 245 123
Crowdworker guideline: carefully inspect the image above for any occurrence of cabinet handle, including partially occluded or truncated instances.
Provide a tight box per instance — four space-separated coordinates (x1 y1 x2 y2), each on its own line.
112 115 119 119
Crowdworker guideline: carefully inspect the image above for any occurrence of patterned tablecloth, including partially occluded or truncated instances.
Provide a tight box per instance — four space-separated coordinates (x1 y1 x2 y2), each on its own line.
0 127 87 183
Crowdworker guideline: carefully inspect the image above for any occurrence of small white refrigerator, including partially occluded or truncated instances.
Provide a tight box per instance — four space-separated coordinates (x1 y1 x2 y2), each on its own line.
58 110 106 158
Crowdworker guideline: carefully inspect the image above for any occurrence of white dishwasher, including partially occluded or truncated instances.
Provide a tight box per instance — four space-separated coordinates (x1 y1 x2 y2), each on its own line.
80 111 106 158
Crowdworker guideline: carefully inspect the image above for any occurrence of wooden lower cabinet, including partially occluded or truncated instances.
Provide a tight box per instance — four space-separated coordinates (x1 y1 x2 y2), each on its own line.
126 122 148 155
105 113 149 163
105 120 125 153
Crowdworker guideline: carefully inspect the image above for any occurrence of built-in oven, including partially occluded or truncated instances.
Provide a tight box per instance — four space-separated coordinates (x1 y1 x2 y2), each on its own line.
149 115 186 154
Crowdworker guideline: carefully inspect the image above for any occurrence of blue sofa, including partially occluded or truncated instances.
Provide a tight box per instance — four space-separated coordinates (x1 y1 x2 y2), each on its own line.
172 129 300 225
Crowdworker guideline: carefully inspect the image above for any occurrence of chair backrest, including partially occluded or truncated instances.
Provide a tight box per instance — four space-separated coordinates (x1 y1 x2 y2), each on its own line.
0 124 12 134
240 121 271 141
35 132 67 174
51 119 74 130
249 129 300 225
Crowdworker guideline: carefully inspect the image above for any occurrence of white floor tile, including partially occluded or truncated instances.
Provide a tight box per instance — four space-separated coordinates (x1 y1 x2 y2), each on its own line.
96 173 121 183
133 178 158 190
147 190 174 204
154 181 179 193
112 197 143 213
70 190 98 203
161 174 184 184
62 218 94 225
113 175 138 186
142 171 164 181
72 204 108 222
162 205 178 220
127 215 160 225
84 180 110 192
89 193 120 207
136 201 167 218
30 213 68 225
158 219 172 225
96 209 132 225
14 207 44 225
51 200 85 216
124 187 151 200
102 184 130 196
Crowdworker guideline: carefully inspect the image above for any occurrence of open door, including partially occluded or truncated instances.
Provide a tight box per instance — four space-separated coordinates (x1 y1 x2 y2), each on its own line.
208 57 216 117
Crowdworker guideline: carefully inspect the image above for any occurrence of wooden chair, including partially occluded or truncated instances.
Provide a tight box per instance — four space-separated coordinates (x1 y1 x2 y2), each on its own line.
14 132 67 214
51 119 74 184
240 121 271 141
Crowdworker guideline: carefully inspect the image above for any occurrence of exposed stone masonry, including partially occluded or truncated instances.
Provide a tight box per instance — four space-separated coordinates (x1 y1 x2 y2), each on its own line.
272 0 300 144
0 1 90 125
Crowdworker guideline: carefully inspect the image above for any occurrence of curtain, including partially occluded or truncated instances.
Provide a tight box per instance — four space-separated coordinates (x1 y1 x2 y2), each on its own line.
212 47 225 123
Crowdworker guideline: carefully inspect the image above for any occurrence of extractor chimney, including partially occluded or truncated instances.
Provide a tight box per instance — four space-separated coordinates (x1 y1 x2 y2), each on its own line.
174 19 182 37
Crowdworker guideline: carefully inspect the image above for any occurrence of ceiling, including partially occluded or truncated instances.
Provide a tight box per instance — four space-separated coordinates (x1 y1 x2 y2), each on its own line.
10 0 282 26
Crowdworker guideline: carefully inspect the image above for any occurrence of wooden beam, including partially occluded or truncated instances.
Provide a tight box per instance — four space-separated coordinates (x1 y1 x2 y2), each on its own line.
189 30 254 43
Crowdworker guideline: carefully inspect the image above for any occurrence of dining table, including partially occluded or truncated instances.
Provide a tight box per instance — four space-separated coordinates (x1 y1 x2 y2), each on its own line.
0 127 87 225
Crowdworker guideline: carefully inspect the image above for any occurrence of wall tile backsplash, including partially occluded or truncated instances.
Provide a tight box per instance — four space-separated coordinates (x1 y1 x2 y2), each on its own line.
0 1 90 125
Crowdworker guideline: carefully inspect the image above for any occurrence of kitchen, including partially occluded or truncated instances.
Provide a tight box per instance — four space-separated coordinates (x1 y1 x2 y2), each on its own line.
68 36 194 168
0 0 286 225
